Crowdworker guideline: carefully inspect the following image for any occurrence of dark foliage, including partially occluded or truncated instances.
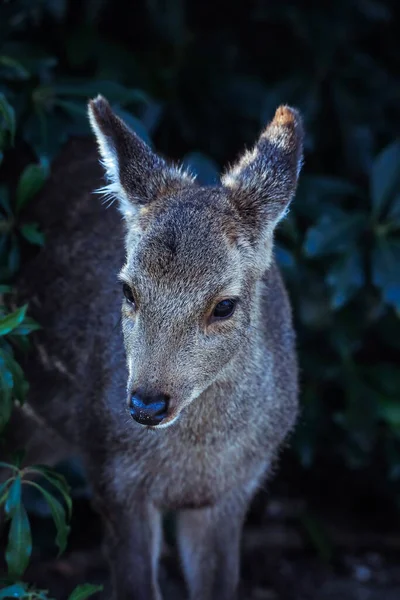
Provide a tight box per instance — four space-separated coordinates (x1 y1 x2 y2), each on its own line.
0 0 399 591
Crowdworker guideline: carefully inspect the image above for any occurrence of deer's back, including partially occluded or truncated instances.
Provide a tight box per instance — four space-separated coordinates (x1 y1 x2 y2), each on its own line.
18 139 127 441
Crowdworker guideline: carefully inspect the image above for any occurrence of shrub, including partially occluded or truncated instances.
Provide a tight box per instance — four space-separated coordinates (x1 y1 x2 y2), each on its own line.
0 0 399 588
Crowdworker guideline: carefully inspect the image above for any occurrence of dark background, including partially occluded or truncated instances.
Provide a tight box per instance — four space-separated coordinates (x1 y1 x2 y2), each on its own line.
0 0 400 598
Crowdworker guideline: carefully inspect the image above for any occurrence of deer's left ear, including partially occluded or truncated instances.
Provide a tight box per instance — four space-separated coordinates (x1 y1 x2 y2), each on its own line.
222 106 303 241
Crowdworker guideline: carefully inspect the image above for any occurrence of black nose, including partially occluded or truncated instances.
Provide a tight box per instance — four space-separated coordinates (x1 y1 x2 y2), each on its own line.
129 390 169 426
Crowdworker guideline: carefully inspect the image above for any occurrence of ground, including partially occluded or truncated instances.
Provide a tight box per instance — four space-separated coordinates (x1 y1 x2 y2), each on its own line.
2 453 399 599
17 486 400 600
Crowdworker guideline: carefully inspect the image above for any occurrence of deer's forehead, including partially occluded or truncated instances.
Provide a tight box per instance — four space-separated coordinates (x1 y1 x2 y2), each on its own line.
139 207 233 270
124 206 243 299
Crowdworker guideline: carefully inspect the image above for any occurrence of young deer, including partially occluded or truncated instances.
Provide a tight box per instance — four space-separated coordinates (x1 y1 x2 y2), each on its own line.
17 97 303 600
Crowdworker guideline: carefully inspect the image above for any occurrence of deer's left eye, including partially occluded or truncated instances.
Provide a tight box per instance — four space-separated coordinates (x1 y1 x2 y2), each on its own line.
212 299 236 320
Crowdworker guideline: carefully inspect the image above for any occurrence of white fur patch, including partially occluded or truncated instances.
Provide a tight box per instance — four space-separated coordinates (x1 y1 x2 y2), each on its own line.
88 104 136 218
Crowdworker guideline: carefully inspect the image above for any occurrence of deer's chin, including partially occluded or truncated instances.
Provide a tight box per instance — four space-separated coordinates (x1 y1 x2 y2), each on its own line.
147 411 181 430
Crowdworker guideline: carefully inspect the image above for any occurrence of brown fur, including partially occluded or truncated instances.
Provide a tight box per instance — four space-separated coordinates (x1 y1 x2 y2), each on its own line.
15 97 304 600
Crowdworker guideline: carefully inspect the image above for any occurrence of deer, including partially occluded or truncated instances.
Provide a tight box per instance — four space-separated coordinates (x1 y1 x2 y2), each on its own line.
14 96 303 600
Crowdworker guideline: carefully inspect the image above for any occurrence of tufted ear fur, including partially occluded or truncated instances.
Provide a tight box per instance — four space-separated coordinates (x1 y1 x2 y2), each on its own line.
222 106 303 248
88 95 194 218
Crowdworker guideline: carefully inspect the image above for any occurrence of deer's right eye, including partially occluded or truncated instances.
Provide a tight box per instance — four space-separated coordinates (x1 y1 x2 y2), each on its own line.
210 298 237 322
123 284 136 307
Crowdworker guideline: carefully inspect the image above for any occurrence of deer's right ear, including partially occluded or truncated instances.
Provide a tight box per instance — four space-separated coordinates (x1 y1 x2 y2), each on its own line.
88 96 194 218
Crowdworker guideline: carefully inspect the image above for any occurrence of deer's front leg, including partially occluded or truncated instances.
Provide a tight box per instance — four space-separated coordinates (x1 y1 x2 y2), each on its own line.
177 491 250 600
92 489 162 600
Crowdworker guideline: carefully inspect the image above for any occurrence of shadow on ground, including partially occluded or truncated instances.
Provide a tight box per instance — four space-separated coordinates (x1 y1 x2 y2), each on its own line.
9 490 400 600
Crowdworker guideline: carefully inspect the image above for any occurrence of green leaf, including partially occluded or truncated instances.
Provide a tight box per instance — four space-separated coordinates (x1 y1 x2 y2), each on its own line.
379 399 400 428
303 211 366 257
300 176 359 200
27 482 70 554
141 100 163 134
19 223 45 246
5 503 32 578
10 316 41 336
0 285 12 294
0 56 30 80
275 245 295 269
0 93 16 145
344 125 374 178
16 164 47 214
0 306 27 336
386 193 400 226
33 590 55 600
0 462 19 472
7 235 21 277
0 478 12 505
0 352 14 432
326 251 364 309
28 466 72 519
0 350 29 404
371 141 400 217
68 584 103 600
0 583 28 599
5 47 57 78
54 99 88 118
11 451 26 470
4 476 21 517
372 238 400 310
